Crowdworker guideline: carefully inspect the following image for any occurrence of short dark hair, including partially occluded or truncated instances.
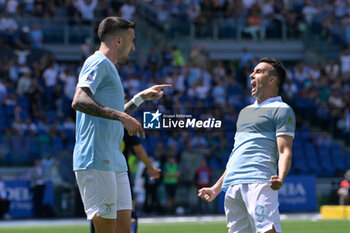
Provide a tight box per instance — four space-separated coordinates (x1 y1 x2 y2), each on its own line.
259 57 286 90
98 17 135 42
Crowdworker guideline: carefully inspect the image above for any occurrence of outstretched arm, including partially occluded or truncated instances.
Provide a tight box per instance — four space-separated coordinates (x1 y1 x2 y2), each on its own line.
72 87 144 137
270 135 293 190
198 170 226 202
124 84 172 115
133 144 161 180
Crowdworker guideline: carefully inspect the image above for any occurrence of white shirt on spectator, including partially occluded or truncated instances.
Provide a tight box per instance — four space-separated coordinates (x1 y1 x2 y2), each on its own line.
43 67 58 87
75 0 97 21
174 73 185 92
64 75 77 100
0 16 18 32
326 63 339 77
0 81 6 101
242 0 256 10
302 4 317 24
6 0 18 14
340 53 350 74
16 74 32 95
120 3 136 20
0 180 7 199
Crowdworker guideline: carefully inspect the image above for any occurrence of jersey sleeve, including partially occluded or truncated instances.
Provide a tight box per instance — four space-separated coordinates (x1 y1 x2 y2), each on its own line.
274 106 296 138
77 61 107 95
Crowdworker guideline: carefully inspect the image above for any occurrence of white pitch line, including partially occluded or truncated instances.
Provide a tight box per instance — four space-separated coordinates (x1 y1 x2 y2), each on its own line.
0 213 331 228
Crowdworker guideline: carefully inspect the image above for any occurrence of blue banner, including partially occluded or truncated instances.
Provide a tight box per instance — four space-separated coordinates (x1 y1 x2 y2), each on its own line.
3 180 54 218
278 175 316 212
4 180 33 218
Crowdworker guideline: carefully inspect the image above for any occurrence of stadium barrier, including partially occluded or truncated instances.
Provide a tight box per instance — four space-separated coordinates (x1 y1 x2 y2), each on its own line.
278 176 317 212
320 205 350 219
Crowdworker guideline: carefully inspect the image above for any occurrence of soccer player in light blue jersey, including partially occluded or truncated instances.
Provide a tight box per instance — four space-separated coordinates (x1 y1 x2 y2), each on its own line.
71 17 170 233
198 58 295 233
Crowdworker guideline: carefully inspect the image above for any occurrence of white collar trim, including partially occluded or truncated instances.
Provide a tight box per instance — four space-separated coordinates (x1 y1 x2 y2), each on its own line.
253 96 282 107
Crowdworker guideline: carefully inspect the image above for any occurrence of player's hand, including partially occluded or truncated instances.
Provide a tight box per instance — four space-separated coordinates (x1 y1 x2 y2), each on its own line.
148 166 161 180
270 175 284 190
120 113 145 138
198 187 217 202
139 84 172 101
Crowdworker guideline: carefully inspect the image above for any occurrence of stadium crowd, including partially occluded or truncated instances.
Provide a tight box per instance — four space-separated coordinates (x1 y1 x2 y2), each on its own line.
142 0 350 42
0 0 349 215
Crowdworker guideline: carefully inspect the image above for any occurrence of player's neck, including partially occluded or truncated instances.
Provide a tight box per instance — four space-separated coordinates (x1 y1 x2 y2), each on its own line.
256 94 278 104
99 44 118 64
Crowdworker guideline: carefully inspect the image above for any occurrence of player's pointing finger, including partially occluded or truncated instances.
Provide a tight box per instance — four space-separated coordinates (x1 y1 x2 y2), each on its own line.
154 84 172 90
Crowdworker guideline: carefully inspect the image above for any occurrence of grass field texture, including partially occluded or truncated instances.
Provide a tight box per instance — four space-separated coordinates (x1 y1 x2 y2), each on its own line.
0 220 349 233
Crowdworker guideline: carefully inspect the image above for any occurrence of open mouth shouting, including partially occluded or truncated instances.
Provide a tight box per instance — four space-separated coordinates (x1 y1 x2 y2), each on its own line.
251 80 257 95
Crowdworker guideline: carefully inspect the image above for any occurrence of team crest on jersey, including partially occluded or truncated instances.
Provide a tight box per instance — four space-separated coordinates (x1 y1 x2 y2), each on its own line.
103 203 115 214
86 70 96 82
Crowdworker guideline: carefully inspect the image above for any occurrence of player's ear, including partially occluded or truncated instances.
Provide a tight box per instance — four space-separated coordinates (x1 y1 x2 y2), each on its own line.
113 35 122 47
269 76 277 87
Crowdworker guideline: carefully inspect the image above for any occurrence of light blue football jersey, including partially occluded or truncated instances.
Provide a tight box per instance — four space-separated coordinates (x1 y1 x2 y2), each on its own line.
73 51 126 172
222 96 295 192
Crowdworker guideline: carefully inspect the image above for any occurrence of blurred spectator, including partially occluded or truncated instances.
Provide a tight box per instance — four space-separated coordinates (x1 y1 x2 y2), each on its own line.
30 158 46 217
0 79 6 102
187 3 200 22
0 176 10 219
29 24 43 48
74 0 97 25
16 69 32 96
143 156 162 214
0 13 18 45
80 38 93 60
156 4 169 25
325 59 339 81
163 156 180 214
239 48 253 68
315 132 332 147
340 47 350 80
244 4 265 40
338 170 350 205
120 0 136 21
66 0 81 25
13 26 31 50
195 157 212 213
59 68 77 100
146 47 159 74
302 0 317 25
195 157 212 189
5 0 18 15
171 46 184 67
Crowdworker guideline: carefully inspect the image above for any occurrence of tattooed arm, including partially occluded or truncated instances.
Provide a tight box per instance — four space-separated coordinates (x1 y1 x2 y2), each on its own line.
124 84 172 115
72 87 144 137
72 87 124 120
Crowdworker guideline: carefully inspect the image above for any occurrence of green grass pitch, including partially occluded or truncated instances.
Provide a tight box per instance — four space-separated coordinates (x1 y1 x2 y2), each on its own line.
0 220 349 233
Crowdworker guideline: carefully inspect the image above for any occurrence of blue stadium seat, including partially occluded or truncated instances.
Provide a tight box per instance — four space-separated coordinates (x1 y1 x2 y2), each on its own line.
304 143 316 158
63 128 75 139
330 143 347 172
293 142 303 158
304 143 322 176
46 111 57 123
65 139 75 151
52 135 64 154
293 157 309 174
345 153 350 168
318 145 331 160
